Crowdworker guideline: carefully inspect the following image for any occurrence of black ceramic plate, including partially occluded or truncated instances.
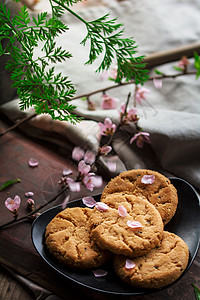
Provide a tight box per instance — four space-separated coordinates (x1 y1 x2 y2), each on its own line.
31 177 200 295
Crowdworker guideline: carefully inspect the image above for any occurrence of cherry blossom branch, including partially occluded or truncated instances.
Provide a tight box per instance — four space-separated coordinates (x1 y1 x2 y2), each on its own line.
0 186 68 229
0 113 37 137
105 92 131 147
72 70 196 101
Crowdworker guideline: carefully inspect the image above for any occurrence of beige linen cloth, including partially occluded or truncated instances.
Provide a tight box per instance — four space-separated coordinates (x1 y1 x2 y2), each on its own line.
1 0 200 190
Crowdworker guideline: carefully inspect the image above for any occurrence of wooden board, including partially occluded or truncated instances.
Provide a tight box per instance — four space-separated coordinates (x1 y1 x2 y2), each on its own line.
0 118 200 300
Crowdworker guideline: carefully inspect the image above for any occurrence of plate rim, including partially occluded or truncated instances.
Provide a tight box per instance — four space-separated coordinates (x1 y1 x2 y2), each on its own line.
31 177 200 295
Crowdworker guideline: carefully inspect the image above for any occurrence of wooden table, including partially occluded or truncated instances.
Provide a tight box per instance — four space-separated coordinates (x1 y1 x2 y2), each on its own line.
0 117 199 300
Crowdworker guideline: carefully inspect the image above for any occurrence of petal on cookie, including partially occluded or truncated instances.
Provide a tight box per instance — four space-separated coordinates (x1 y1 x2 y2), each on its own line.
127 220 143 229
118 205 127 217
92 269 108 277
82 196 96 208
141 174 155 184
96 202 109 212
125 259 136 269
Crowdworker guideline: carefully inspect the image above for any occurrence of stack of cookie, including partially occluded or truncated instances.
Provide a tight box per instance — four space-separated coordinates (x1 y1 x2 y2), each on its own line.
45 169 189 290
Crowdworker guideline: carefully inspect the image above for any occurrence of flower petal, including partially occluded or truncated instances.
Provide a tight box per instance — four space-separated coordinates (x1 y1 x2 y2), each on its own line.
62 195 70 209
96 202 109 212
153 78 162 89
29 158 39 167
84 150 96 165
141 175 155 184
66 178 81 192
92 269 108 277
99 145 112 154
125 259 136 269
72 147 85 161
78 160 91 175
63 168 72 176
25 191 34 197
118 205 127 217
5 195 21 212
82 196 96 208
107 160 116 172
127 220 143 229
90 176 103 188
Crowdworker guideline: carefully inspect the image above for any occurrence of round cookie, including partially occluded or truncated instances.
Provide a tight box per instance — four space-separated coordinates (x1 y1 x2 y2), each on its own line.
113 231 189 289
101 169 178 225
89 193 163 257
45 207 111 269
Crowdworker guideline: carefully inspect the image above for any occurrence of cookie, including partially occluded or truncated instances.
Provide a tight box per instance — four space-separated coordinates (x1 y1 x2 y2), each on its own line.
113 231 189 289
89 193 163 257
45 207 111 269
101 169 178 225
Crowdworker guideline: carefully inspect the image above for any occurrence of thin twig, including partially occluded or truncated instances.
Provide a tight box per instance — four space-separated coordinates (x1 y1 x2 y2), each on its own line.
72 70 196 100
0 70 196 138
0 113 37 137
0 185 68 229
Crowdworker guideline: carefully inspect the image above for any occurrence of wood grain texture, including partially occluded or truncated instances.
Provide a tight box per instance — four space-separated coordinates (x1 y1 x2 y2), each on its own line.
0 268 33 300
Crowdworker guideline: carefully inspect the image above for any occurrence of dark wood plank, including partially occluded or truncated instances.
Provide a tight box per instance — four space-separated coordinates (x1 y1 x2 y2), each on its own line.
0 119 199 300
0 266 34 300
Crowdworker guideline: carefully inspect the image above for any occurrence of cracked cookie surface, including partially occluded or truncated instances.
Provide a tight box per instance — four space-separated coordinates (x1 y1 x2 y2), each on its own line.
89 193 163 257
113 231 189 289
101 169 178 225
45 207 110 269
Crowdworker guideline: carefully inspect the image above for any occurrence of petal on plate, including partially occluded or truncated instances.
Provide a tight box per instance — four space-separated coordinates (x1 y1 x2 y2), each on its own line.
82 196 96 208
92 269 108 277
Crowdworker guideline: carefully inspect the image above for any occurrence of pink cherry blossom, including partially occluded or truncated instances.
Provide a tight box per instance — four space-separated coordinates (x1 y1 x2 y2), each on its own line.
98 118 116 136
119 103 138 124
5 195 21 213
83 175 103 191
153 78 162 89
63 168 73 176
92 269 108 277
127 220 143 229
130 132 150 148
78 160 91 175
127 107 138 123
66 178 81 192
27 198 35 211
177 56 189 70
82 196 96 208
135 86 150 104
72 147 85 161
101 94 118 110
84 150 96 165
118 205 127 217
141 174 155 184
125 259 136 269
28 158 39 167
96 202 109 212
98 145 112 155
